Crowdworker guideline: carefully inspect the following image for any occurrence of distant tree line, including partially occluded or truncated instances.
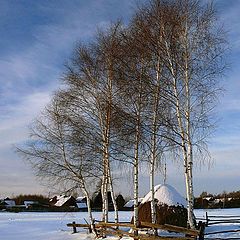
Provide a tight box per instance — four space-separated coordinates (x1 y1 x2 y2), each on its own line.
8 188 240 211
17 0 226 231
13 194 49 205
198 190 240 199
195 190 240 209
7 193 126 211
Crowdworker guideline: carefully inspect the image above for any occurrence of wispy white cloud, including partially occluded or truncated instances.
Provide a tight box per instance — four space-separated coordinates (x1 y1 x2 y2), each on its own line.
0 90 52 197
0 0 139 197
218 1 240 51
0 91 51 147
0 0 240 197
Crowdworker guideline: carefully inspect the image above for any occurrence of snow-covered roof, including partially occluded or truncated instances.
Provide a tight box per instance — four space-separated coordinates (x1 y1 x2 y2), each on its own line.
76 202 87 209
203 197 213 201
76 196 87 208
4 200 16 207
141 184 187 207
214 199 221 204
76 197 86 202
24 201 37 206
52 195 72 207
124 198 143 208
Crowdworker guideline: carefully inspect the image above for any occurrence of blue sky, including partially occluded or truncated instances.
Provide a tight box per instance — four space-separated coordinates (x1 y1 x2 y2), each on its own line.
0 0 240 198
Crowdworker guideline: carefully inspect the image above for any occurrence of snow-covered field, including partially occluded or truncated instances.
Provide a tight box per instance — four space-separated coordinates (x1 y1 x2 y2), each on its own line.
0 209 239 240
0 211 130 240
195 208 240 239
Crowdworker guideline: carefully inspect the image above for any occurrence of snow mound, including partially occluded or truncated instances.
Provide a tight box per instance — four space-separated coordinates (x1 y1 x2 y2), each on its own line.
141 184 187 207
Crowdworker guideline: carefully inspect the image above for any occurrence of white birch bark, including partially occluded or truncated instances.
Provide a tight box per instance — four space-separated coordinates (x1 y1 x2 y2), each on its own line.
107 163 119 223
184 17 195 228
150 157 156 224
101 156 108 223
101 150 108 223
150 59 161 226
164 35 195 228
133 61 144 232
82 186 97 235
105 64 119 224
133 119 140 229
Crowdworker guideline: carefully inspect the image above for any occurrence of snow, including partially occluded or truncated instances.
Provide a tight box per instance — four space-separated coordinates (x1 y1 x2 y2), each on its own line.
195 208 240 239
4 200 16 207
76 202 87 209
53 196 72 207
0 212 83 240
124 198 143 208
124 200 134 208
76 197 87 209
0 208 240 240
76 197 86 201
203 197 212 201
24 201 37 207
141 184 187 207
0 211 131 240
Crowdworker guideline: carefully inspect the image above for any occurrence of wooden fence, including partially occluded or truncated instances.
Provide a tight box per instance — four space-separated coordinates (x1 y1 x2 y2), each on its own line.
204 212 240 226
67 221 201 240
67 212 240 239
196 212 240 240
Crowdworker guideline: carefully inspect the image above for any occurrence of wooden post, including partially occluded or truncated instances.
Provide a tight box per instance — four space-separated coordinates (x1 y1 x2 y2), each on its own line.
205 212 208 227
72 221 77 233
197 221 205 240
88 224 92 234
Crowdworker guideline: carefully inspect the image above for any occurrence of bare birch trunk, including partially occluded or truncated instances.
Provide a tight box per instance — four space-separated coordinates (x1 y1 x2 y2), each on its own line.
82 187 97 235
132 56 144 234
164 34 195 228
186 144 195 228
101 176 105 221
184 20 195 228
101 159 108 223
101 160 108 239
104 169 109 223
183 146 193 228
150 60 161 226
106 64 119 224
107 163 119 223
100 87 111 224
150 157 157 233
133 116 140 233
134 143 139 231
97 101 108 223
150 158 156 223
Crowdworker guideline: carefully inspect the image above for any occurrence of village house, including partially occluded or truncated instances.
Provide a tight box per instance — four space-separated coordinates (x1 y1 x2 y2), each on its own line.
24 200 38 209
76 197 87 211
49 195 77 209
0 198 16 209
123 198 143 210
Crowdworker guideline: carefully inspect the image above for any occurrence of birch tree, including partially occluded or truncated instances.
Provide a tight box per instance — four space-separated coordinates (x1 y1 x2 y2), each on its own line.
95 25 125 224
64 24 126 223
160 0 227 228
130 1 174 227
113 25 152 230
130 0 226 229
17 95 101 232
18 0 226 232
